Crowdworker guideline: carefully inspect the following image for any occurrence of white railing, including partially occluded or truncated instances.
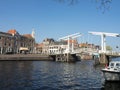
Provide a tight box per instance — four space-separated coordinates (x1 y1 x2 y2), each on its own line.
98 50 120 56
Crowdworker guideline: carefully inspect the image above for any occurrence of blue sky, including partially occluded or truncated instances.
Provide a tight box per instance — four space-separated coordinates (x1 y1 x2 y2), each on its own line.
0 0 120 50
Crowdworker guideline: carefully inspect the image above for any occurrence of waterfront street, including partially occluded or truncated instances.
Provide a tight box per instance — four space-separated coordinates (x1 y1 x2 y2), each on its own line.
0 54 52 61
0 60 120 90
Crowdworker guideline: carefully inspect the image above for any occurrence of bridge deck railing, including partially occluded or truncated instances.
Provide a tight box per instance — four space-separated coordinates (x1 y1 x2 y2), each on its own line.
99 50 120 56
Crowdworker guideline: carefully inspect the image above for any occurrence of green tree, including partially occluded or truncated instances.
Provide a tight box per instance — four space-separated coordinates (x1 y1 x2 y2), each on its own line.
106 45 112 51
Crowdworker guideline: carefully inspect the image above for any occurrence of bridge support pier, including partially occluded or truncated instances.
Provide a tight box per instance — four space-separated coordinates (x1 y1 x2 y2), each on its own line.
50 53 80 62
99 53 109 64
56 54 67 62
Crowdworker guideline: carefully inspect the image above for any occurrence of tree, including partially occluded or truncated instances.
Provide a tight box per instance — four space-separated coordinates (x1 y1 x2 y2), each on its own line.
55 0 112 13
106 45 112 51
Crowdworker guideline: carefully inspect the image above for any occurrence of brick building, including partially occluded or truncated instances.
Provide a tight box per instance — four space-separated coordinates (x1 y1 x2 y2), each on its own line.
0 31 14 54
0 29 35 54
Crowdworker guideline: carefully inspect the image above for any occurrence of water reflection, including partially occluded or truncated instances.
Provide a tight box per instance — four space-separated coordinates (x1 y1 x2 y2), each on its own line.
103 81 120 90
0 61 33 90
0 60 119 90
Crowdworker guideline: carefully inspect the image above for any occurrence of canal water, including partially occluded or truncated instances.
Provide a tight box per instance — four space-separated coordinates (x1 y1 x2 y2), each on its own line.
0 60 119 90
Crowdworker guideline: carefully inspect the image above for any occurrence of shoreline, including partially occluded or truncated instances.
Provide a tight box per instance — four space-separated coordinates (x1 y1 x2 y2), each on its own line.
0 54 53 61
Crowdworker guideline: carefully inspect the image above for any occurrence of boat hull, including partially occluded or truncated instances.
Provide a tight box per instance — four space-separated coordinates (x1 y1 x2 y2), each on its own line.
102 70 120 81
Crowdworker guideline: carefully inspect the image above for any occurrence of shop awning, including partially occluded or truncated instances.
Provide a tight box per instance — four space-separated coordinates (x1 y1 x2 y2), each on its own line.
19 47 29 51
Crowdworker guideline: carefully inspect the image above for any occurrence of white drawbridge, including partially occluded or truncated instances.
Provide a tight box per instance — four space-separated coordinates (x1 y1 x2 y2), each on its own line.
88 31 120 53
58 33 82 54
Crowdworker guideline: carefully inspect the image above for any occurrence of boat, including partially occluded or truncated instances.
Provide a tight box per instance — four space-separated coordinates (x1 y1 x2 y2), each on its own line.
101 61 120 81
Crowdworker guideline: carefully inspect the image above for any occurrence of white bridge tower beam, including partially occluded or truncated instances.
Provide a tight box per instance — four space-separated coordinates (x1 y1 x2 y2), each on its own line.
59 33 82 54
89 31 120 53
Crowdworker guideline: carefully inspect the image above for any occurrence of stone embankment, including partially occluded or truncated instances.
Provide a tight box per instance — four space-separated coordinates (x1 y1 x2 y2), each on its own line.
80 54 93 60
0 54 53 61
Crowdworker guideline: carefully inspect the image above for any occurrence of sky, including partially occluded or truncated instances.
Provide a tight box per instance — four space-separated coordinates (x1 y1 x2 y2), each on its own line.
0 0 120 50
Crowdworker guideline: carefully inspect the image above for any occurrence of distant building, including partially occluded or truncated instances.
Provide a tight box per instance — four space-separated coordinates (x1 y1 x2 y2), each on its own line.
7 29 21 53
35 43 43 54
79 43 100 50
0 31 14 54
0 29 35 54
42 38 55 54
35 38 79 54
22 34 35 53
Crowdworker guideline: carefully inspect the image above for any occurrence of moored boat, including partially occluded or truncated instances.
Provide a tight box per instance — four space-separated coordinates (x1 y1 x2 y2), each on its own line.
102 61 120 81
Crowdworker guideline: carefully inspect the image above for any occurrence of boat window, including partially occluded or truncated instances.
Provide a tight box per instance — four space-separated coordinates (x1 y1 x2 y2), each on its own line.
116 63 120 67
110 63 114 67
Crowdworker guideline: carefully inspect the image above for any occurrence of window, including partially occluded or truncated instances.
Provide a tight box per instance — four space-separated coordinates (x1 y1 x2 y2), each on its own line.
110 63 114 68
116 63 120 67
9 43 11 46
21 43 23 47
4 43 7 46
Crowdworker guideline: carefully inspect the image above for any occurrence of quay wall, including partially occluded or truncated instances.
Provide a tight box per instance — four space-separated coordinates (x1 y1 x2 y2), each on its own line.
99 54 108 64
50 53 80 62
80 54 93 60
0 54 53 61
98 53 120 64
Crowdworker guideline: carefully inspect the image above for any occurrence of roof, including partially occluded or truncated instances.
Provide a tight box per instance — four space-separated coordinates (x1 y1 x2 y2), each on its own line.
35 43 44 47
38 43 44 47
7 29 17 35
0 31 12 36
23 34 33 39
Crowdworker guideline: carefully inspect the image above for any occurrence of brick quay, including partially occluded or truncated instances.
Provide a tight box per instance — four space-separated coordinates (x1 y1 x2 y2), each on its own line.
0 54 53 61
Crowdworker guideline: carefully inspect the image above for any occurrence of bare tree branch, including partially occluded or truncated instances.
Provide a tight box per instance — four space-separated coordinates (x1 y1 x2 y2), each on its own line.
54 0 79 5
54 0 112 13
96 0 112 13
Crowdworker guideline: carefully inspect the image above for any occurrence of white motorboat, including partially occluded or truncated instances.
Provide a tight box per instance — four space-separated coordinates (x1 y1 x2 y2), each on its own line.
102 61 120 81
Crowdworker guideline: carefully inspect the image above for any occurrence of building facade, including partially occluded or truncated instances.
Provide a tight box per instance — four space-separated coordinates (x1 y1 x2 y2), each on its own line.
0 31 14 54
0 29 35 54
35 38 79 55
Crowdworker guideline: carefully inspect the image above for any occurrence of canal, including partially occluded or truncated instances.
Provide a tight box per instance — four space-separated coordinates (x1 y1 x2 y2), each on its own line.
0 60 119 90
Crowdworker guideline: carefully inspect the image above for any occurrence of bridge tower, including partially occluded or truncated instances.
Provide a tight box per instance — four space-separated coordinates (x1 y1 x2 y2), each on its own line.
89 31 120 64
88 31 120 53
59 33 82 53
54 33 82 62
